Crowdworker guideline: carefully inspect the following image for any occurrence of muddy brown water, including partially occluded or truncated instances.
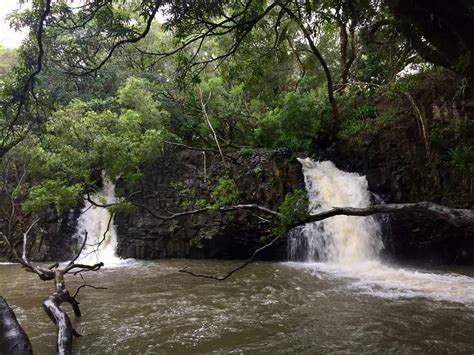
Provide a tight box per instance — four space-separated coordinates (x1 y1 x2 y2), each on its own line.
1 260 473 354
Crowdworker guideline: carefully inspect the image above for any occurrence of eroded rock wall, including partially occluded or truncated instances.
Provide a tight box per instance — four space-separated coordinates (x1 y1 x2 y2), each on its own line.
0 206 78 262
317 75 474 264
115 149 303 260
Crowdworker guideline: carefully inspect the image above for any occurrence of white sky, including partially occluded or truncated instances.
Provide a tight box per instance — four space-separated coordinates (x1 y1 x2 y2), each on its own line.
0 0 27 48
1 0 166 49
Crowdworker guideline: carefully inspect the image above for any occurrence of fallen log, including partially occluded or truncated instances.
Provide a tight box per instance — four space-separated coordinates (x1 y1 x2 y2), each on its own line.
0 297 33 355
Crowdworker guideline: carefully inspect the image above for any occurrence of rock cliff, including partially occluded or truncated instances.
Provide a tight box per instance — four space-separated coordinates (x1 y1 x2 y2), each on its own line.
115 149 303 260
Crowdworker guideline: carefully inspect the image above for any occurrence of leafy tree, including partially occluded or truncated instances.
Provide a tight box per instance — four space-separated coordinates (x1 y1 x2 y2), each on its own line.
0 46 17 79
21 77 168 213
274 189 309 236
255 89 329 151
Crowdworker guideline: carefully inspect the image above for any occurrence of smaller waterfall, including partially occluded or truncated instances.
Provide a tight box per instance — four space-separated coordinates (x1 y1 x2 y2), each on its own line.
73 175 122 266
289 159 383 263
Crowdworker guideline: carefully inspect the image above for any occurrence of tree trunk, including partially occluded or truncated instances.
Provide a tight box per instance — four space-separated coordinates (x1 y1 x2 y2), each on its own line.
279 3 340 127
0 297 33 355
40 270 82 355
42 293 76 355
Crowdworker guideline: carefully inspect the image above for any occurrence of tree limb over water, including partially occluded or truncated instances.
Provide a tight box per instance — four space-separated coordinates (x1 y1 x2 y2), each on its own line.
0 229 105 354
291 202 474 230
179 201 474 281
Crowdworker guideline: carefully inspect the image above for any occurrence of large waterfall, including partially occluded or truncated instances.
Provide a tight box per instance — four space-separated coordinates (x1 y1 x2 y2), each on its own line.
288 159 383 263
288 158 474 304
74 176 123 266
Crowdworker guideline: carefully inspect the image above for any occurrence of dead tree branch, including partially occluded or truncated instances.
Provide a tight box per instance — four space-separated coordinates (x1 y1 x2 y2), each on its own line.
132 203 281 221
179 234 281 281
291 202 474 229
404 93 431 161
1 226 104 354
198 87 227 167
180 201 474 280
73 284 108 299
163 140 234 160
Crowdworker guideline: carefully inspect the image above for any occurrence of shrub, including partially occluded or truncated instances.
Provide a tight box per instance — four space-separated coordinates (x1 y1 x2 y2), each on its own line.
274 189 309 236
239 147 253 157
449 147 474 176
210 176 240 208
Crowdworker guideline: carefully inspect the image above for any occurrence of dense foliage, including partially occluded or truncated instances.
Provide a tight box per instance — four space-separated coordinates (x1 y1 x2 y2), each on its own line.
0 0 472 235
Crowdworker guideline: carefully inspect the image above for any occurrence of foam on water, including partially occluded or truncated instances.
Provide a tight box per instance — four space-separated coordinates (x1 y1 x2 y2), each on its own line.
286 261 474 305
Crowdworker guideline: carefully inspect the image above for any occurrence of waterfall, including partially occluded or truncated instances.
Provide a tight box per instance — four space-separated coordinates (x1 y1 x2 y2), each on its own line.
287 158 474 305
73 175 122 266
288 159 384 263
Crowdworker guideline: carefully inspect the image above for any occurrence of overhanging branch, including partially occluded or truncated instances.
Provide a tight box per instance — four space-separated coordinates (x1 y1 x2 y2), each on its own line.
181 201 474 280
291 202 474 229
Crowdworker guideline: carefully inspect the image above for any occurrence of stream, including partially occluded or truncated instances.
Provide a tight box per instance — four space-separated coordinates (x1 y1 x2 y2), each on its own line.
1 159 473 353
1 260 474 354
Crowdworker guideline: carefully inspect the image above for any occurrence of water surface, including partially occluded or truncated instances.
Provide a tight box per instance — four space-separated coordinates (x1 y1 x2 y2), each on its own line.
1 260 473 354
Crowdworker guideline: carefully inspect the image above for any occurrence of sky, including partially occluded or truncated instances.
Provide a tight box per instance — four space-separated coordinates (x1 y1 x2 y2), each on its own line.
0 0 27 48
0 0 165 49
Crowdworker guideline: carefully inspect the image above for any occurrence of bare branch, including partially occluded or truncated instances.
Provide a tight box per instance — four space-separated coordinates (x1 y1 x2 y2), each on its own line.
132 203 281 221
163 140 234 159
65 262 104 275
87 214 113 250
66 231 88 269
291 202 474 229
180 201 474 281
198 87 227 167
179 234 281 281
72 284 107 299
404 93 431 161
21 218 40 264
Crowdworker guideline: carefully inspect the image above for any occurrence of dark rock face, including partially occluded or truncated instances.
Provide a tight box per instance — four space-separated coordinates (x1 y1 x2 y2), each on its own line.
0 206 78 262
115 149 303 260
316 127 474 264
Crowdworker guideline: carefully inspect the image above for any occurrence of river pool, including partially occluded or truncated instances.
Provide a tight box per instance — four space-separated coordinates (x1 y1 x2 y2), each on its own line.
1 260 473 354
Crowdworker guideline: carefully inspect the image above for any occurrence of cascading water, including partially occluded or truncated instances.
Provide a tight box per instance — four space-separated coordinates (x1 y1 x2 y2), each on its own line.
288 159 383 263
73 175 123 266
288 158 474 305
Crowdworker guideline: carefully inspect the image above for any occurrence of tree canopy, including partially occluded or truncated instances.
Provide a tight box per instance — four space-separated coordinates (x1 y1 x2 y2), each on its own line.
0 0 472 233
